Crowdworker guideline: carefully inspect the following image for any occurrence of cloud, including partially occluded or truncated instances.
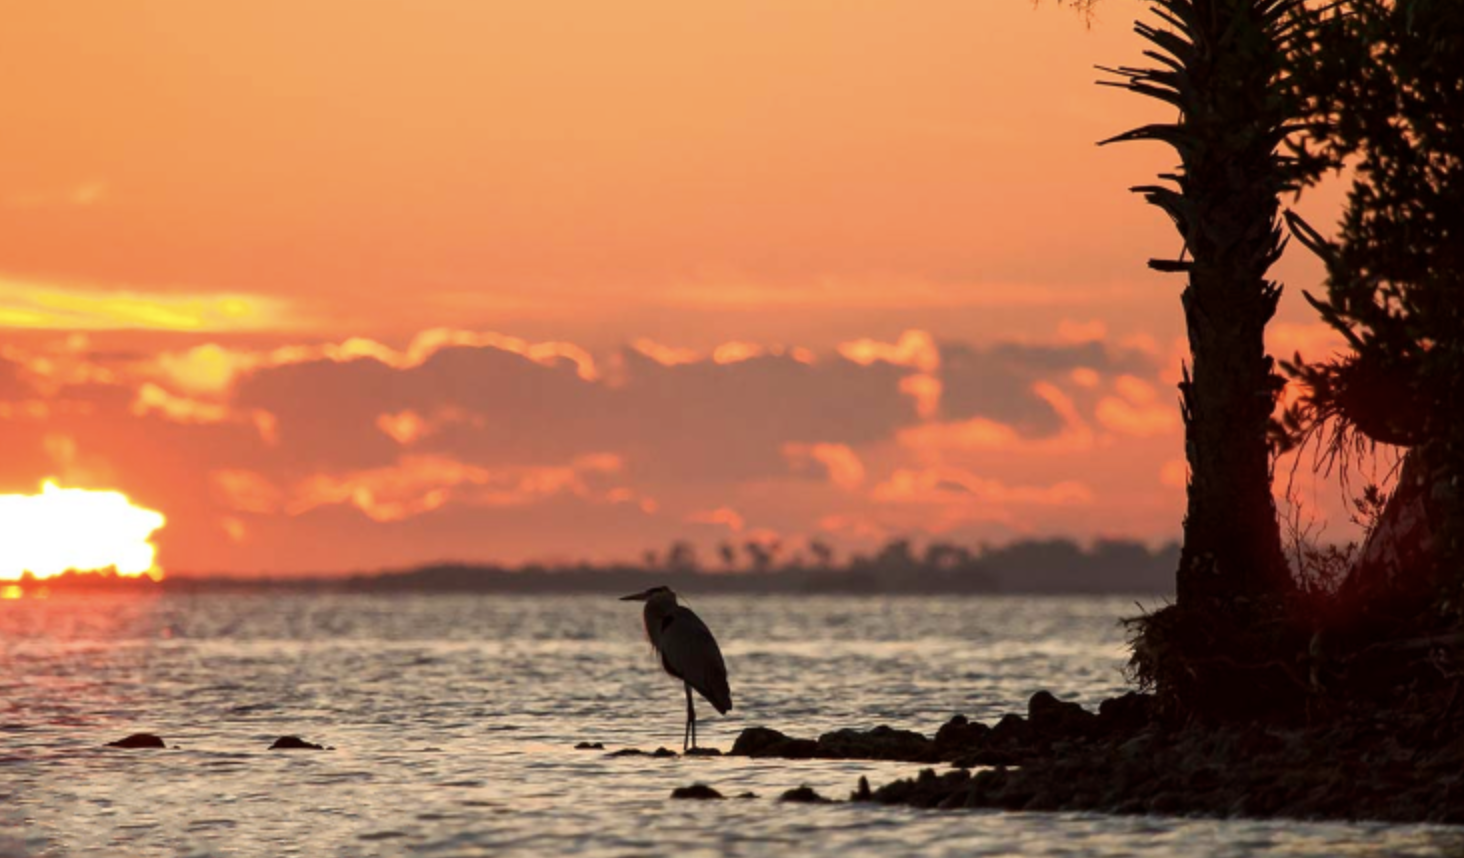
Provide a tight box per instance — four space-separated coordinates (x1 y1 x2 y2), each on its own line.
284 453 627 523
0 276 301 332
783 442 867 490
870 467 1093 507
0 319 1199 571
1094 374 1178 437
687 506 746 533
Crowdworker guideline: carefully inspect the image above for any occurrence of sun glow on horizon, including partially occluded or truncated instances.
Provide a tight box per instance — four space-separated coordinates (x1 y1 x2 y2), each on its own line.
0 481 166 581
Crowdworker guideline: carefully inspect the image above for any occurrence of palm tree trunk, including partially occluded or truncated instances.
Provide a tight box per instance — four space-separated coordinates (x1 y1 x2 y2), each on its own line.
1102 0 1300 607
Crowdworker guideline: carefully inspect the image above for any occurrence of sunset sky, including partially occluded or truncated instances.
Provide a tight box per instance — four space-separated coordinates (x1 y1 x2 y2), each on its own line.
0 1 1350 577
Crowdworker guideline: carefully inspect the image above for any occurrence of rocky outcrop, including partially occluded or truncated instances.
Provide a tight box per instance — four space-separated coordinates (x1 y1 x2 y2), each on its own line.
269 736 327 750
859 705 1464 822
778 785 832 803
106 733 166 749
671 784 724 800
730 692 1151 766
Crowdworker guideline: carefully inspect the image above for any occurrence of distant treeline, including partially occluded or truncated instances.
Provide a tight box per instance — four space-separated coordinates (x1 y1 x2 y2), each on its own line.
139 537 1176 596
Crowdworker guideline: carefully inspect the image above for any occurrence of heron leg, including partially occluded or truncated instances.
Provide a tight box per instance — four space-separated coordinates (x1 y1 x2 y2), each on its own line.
684 684 697 752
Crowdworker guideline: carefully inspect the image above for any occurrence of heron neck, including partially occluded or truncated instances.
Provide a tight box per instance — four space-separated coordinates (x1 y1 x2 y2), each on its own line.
642 594 677 647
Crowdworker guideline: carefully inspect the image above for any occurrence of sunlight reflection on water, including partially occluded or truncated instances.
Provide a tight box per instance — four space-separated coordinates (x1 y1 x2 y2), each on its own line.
1 593 1460 857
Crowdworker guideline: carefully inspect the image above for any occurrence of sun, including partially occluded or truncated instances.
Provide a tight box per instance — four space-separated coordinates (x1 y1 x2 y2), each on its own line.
0 481 167 581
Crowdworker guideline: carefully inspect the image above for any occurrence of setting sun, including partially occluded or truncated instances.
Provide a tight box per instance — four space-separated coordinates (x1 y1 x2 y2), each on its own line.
0 481 166 581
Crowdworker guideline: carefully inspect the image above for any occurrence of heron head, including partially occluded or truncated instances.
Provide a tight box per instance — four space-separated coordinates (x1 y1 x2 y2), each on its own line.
619 585 675 603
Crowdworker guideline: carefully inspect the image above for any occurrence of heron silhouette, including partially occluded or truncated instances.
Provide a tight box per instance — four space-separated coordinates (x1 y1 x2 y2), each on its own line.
620 586 732 751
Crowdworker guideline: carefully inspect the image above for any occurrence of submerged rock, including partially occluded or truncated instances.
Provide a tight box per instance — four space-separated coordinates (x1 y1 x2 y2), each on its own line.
684 747 722 756
106 733 166 749
651 747 678 758
778 785 832 803
269 736 327 750
671 784 724 800
574 742 604 750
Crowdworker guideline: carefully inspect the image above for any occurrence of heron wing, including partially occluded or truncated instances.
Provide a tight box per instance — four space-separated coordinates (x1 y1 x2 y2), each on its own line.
658 606 732 714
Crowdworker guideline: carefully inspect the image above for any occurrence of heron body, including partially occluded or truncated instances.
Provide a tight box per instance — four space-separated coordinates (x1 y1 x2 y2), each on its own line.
620 586 731 751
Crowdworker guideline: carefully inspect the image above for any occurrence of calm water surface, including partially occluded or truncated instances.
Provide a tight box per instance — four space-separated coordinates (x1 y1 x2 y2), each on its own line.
1 593 1459 857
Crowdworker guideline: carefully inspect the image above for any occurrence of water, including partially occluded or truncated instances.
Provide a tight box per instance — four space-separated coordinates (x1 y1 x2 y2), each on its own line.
1 593 1459 857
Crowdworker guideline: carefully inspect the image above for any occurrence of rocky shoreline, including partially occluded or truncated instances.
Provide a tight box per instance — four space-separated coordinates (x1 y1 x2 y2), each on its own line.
725 690 1464 824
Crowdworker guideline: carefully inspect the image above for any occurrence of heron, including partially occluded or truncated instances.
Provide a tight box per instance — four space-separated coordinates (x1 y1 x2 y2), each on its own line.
620 586 732 752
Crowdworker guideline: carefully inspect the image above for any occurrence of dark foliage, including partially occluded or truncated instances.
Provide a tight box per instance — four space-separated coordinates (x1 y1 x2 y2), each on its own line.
1281 0 1464 617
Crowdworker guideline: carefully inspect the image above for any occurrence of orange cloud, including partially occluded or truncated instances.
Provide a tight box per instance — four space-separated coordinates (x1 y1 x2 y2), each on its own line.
212 470 285 515
783 442 867 490
1095 396 1178 437
838 329 939 373
1070 367 1101 388
687 506 746 532
132 383 231 424
130 383 279 442
152 343 260 395
144 329 601 402
285 453 624 523
898 373 943 419
632 338 700 366
870 467 1093 507
898 380 1095 456
377 410 428 446
3 336 117 394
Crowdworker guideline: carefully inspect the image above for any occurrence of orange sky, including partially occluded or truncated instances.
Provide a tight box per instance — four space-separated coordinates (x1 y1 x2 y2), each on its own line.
0 2 1353 575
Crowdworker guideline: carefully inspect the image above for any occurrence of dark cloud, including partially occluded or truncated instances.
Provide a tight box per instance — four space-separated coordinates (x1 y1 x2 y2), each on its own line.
939 340 1159 433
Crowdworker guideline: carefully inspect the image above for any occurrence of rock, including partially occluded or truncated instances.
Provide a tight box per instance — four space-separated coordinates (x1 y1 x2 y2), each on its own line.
106 733 166 749
1027 691 1096 739
778 785 832 803
269 736 326 750
852 776 872 801
1096 692 1153 736
815 725 933 761
736 791 758 799
684 747 722 756
608 746 678 757
989 713 1032 747
869 767 972 809
574 742 604 750
730 727 818 759
934 714 991 759
671 784 724 800
1117 731 1155 761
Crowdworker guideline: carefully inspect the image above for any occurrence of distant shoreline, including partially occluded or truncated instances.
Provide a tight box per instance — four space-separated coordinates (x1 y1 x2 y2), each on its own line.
9 536 1180 597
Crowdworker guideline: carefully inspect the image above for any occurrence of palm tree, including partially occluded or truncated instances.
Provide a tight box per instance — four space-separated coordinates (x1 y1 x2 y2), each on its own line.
1101 0 1308 607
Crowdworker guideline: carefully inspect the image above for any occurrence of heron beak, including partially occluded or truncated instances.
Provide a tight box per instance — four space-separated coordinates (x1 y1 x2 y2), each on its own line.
619 590 650 601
